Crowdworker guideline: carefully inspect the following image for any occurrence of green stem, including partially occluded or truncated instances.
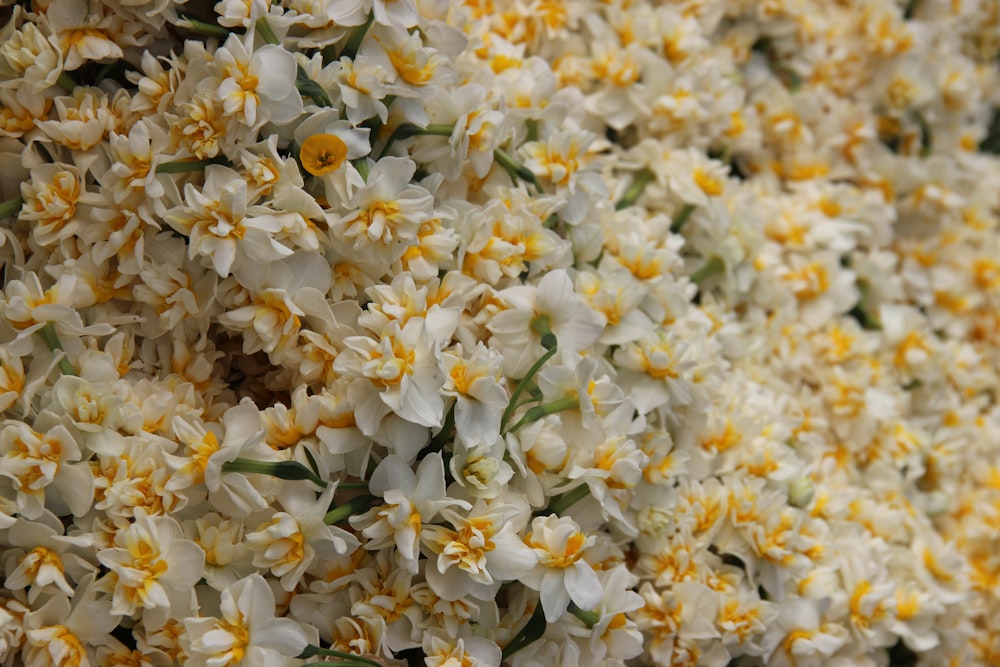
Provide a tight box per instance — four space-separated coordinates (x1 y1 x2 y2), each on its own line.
323 494 377 525
424 401 456 454
255 18 280 45
501 603 547 661
156 156 231 174
670 203 696 234
379 122 453 158
615 168 654 210
57 72 76 93
38 323 77 376
849 279 882 330
494 147 543 193
222 458 328 487
352 158 369 181
176 15 232 39
379 123 421 158
542 484 590 516
501 319 557 433
568 602 600 628
0 196 22 220
690 256 725 284
298 646 384 667
508 396 579 434
337 482 370 491
526 119 539 142
296 65 333 107
339 11 374 60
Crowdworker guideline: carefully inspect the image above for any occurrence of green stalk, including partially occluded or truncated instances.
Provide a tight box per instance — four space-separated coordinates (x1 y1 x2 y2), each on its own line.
339 12 374 60
297 646 384 667
255 18 279 45
296 66 333 107
0 196 22 220
614 168 654 210
508 396 579 434
541 484 590 516
176 15 232 39
526 119 539 142
568 603 600 628
670 203 696 233
56 72 77 92
690 256 725 284
501 604 547 660
501 318 557 432
352 158 369 181
424 401 456 454
38 323 77 376
337 482 370 491
494 147 543 193
323 493 377 525
156 156 230 174
222 458 328 487
379 123 453 158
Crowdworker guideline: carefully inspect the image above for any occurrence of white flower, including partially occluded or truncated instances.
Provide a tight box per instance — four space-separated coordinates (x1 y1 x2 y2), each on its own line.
245 483 359 591
449 439 515 499
422 498 537 600
183 513 254 591
442 343 509 447
350 453 469 574
335 318 448 435
22 574 117 667
183 574 312 667
165 166 294 278
96 509 205 617
331 157 436 266
0 18 63 92
214 35 303 128
488 269 605 378
564 565 644 663
3 513 94 603
0 418 93 520
520 514 602 622
762 597 848 667
423 629 501 667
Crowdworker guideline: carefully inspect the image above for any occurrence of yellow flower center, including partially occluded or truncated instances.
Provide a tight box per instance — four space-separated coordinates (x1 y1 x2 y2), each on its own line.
300 134 349 176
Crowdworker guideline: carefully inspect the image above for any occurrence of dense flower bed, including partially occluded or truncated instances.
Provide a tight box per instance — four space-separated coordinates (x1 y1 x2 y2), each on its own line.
1 0 999 666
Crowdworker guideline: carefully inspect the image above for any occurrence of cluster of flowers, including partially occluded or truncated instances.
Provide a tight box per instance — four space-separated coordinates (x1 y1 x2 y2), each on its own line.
1 0 999 665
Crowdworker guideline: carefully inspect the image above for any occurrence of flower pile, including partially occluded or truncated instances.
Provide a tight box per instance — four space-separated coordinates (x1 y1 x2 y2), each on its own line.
1 0 1000 666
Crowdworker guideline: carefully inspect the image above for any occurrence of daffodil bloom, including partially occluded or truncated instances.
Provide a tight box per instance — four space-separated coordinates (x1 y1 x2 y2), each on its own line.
351 453 469 574
332 156 435 266
4 514 94 603
96 509 205 617
488 269 605 379
0 419 93 520
22 574 117 667
335 317 450 441
422 498 537 601
214 34 303 128
245 483 359 591
165 166 294 278
300 133 350 176
520 514 603 622
422 630 501 667
183 574 312 667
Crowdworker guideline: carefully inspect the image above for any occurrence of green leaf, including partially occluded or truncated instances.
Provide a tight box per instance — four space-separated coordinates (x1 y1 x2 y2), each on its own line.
501 603 547 660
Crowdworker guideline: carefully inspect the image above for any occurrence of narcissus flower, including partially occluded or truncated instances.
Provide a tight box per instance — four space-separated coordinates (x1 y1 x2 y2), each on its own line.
300 133 349 176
